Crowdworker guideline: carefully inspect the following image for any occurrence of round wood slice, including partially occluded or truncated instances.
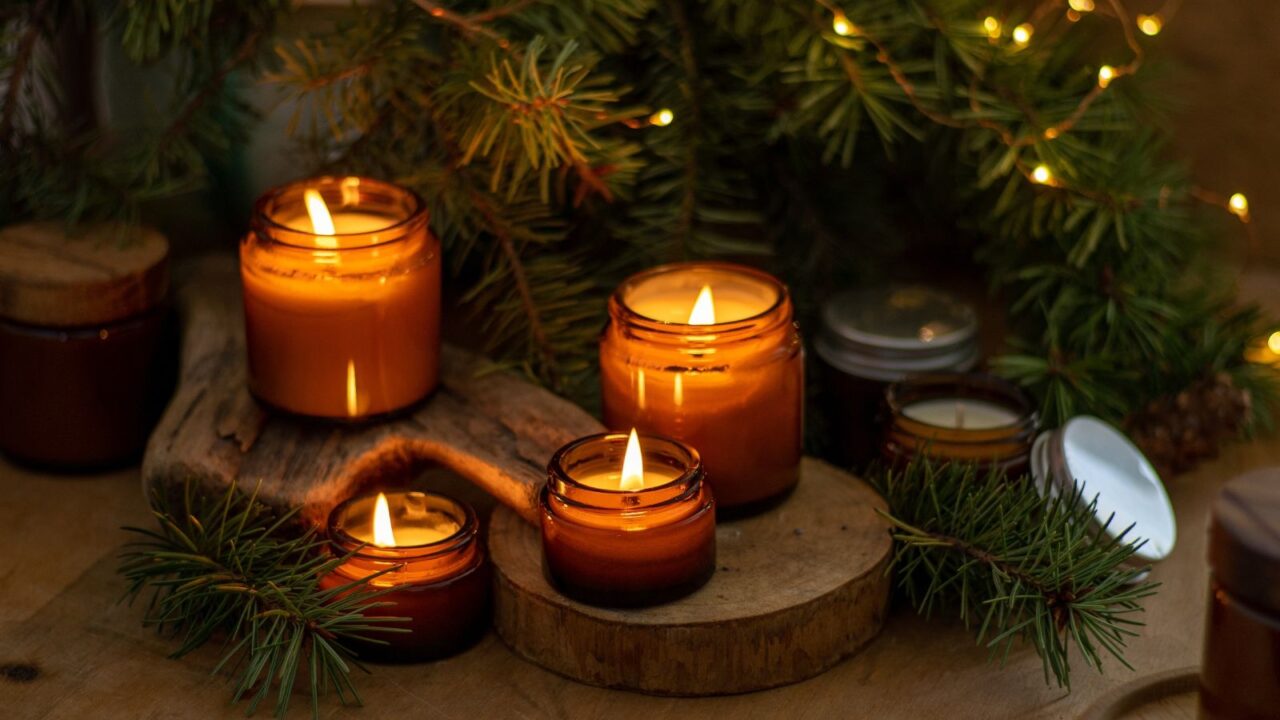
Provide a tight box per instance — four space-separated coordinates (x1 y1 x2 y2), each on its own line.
490 456 893 696
0 221 169 326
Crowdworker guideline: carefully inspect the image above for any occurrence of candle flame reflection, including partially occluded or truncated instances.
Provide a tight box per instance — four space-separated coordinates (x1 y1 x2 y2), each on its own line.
373 492 397 547
620 428 645 491
688 285 716 325
346 360 359 417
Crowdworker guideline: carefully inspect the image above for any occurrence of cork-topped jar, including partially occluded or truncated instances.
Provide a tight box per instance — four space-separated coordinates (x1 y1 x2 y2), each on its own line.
0 222 176 469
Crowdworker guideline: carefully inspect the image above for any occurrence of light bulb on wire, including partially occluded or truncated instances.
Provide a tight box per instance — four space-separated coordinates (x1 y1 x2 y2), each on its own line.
1068 0 1095 11
1098 65 1115 88
1031 164 1054 185
649 108 674 127
832 10 855 37
1229 192 1250 221
1137 14 1162 36
983 16 1001 40
1012 23 1033 47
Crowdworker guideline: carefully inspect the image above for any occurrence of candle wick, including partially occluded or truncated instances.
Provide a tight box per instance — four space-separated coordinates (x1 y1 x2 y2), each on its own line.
955 401 965 430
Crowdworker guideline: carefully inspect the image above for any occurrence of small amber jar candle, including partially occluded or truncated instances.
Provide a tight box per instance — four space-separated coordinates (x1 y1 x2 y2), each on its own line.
242 176 440 420
321 490 489 662
541 431 716 607
600 262 803 510
1200 468 1280 719
882 373 1038 477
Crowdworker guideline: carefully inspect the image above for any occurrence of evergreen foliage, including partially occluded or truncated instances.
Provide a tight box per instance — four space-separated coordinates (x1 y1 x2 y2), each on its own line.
4 0 1271 422
119 482 408 719
872 456 1159 688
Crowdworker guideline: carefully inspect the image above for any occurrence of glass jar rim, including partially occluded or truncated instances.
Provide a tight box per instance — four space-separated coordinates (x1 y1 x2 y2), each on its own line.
610 262 791 336
547 432 703 503
885 372 1039 440
326 489 477 561
251 176 429 251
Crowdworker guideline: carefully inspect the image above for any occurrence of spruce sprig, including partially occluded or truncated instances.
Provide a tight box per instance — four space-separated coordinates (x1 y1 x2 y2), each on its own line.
119 482 409 719
872 456 1159 688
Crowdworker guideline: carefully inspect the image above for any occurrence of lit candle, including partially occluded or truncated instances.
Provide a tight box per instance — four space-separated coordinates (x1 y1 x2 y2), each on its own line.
241 176 441 419
321 489 490 661
882 373 1038 475
541 430 716 607
600 262 803 511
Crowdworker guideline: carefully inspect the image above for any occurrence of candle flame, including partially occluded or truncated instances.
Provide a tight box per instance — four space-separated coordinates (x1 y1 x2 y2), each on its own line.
620 428 645 491
373 492 397 547
346 359 358 417
305 189 336 236
688 285 716 325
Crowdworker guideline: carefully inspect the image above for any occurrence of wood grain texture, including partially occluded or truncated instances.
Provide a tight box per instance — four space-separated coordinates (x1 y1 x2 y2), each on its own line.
0 221 169 326
140 256 601 527
491 458 893 696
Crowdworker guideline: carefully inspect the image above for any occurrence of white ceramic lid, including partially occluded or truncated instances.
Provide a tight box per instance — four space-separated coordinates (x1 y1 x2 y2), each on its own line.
1032 416 1177 564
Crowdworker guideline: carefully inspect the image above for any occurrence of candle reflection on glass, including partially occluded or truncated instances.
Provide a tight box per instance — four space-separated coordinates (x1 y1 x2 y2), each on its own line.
241 176 440 420
600 263 803 511
541 430 716 607
321 489 489 662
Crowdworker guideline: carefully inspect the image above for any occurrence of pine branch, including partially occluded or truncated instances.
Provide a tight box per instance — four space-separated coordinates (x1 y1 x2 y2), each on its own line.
872 457 1159 688
158 29 263 152
119 481 408 720
0 0 49 155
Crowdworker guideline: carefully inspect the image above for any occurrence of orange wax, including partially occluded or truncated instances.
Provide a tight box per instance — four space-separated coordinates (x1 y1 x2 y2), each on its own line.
241 177 440 419
600 263 803 510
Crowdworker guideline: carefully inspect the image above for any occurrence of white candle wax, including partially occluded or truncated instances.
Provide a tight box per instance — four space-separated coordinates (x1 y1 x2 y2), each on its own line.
902 398 1021 429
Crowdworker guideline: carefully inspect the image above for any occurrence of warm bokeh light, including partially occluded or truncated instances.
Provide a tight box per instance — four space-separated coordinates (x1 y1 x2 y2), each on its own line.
1137 14 1162 36
1229 192 1249 220
373 492 397 547
1268 331 1280 355
1031 164 1053 185
620 428 645 491
1098 65 1115 88
688 284 716 325
1012 23 1033 46
983 16 1001 40
1068 0 1095 11
649 108 674 127
832 10 854 37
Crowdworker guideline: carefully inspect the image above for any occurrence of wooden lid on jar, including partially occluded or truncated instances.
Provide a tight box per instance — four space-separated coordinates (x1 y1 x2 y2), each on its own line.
0 221 170 327
1209 467 1280 615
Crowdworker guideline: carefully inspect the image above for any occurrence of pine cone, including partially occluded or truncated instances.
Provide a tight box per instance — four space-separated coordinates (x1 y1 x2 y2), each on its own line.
1123 375 1252 478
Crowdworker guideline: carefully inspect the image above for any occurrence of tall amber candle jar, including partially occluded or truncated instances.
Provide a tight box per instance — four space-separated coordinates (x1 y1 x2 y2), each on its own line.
600 263 803 510
542 432 716 607
242 176 440 420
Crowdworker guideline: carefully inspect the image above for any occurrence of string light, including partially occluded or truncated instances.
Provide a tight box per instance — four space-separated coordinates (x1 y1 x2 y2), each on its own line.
832 10 855 37
1068 0 1095 11
1066 9 1081 22
1229 192 1250 221
1098 65 1115 88
649 108 674 127
1012 23 1033 47
1137 14 1162 36
1268 331 1280 354
1031 164 1053 185
983 16 1001 40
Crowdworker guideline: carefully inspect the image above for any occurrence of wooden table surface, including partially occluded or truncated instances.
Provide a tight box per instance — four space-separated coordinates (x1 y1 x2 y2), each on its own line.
4 429 1269 719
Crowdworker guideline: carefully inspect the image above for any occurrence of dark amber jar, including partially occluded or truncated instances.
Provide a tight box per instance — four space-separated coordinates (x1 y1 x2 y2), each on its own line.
541 432 716 607
321 491 490 662
1199 469 1280 719
0 222 174 470
882 373 1038 477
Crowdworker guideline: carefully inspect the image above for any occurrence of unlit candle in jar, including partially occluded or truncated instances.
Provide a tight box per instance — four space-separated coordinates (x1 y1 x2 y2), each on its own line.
902 398 1021 429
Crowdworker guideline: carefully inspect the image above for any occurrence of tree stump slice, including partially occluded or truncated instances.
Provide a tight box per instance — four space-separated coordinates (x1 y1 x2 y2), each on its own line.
490 457 893 696
141 256 602 527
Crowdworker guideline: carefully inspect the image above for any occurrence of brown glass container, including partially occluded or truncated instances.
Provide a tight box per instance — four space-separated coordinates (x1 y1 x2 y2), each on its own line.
242 176 440 420
600 262 803 510
541 432 716 607
815 286 979 469
882 373 1038 477
1199 468 1280 719
321 490 490 662
0 222 174 470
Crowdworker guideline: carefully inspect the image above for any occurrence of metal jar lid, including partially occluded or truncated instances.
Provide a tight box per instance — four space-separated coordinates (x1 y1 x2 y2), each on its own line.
1031 416 1177 567
815 286 979 383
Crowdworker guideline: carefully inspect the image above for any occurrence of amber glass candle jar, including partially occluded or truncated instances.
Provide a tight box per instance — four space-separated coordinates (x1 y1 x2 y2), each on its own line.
0 222 175 470
1199 468 1280 719
541 432 716 607
600 262 803 510
242 176 440 420
321 490 489 662
882 373 1038 477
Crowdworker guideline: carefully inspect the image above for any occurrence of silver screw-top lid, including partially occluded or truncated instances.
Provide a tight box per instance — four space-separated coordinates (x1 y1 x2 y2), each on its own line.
1031 416 1177 566
815 286 979 382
